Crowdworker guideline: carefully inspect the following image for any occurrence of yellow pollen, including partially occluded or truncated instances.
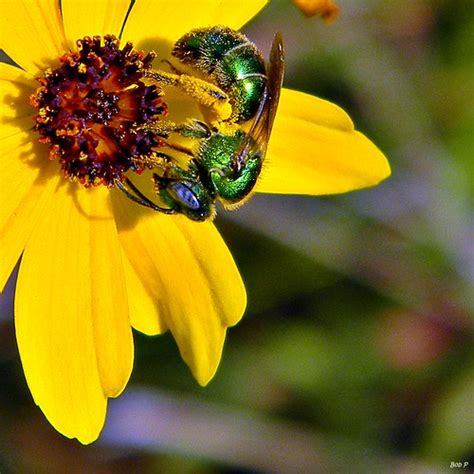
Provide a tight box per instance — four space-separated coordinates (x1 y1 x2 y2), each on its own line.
78 63 87 74
38 107 51 122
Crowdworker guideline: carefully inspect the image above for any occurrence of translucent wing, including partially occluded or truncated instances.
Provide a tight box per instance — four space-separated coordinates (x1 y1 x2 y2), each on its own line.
233 32 285 169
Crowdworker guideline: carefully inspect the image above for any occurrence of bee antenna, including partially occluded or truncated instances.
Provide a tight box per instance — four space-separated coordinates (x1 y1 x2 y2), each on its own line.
115 177 176 214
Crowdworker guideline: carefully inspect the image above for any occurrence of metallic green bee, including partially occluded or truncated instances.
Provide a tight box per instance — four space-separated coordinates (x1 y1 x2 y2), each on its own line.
116 26 285 221
172 26 268 124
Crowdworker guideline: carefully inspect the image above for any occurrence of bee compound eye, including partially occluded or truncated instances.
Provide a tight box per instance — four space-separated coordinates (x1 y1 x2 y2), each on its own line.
169 182 202 210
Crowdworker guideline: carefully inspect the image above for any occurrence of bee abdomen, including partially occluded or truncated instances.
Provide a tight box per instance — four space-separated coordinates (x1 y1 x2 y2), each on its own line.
217 43 266 122
172 26 267 123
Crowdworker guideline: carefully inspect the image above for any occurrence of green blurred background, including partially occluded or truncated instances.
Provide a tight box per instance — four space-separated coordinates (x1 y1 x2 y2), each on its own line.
1 0 473 472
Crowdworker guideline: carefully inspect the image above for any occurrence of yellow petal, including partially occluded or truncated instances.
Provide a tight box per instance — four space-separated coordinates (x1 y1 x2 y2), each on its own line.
112 191 246 385
257 88 391 195
0 0 67 75
121 249 168 335
89 189 133 397
0 134 57 291
0 63 36 140
62 0 131 46
15 183 132 444
122 0 268 51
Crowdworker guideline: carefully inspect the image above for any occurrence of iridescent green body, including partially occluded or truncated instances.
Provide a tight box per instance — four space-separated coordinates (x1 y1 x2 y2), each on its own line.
172 26 267 123
153 129 262 220
198 131 262 202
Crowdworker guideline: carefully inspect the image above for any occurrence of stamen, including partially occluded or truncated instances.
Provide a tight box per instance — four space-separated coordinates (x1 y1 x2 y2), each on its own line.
31 35 168 187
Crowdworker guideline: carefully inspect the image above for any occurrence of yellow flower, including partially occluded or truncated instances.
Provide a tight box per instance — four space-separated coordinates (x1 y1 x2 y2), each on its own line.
0 0 390 444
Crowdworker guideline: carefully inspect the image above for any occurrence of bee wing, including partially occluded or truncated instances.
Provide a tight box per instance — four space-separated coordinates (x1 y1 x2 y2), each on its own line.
233 32 285 167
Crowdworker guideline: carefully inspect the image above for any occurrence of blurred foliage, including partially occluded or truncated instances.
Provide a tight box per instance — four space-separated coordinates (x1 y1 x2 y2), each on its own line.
1 0 473 472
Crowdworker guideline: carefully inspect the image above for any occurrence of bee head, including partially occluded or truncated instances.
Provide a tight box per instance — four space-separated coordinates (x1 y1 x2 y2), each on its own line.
153 174 215 221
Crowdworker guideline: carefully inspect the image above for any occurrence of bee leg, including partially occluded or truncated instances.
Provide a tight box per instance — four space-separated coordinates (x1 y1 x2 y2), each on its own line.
146 69 228 104
154 158 195 181
133 151 175 169
142 120 210 156
133 149 194 182
114 177 176 214
141 120 178 138
175 119 212 139
142 119 210 140
145 70 179 87
145 70 232 121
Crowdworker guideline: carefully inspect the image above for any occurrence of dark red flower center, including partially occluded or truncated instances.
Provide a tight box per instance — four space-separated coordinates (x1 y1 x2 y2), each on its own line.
30 35 167 187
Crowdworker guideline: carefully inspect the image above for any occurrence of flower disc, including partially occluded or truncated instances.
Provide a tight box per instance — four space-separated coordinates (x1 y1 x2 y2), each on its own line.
30 35 168 187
